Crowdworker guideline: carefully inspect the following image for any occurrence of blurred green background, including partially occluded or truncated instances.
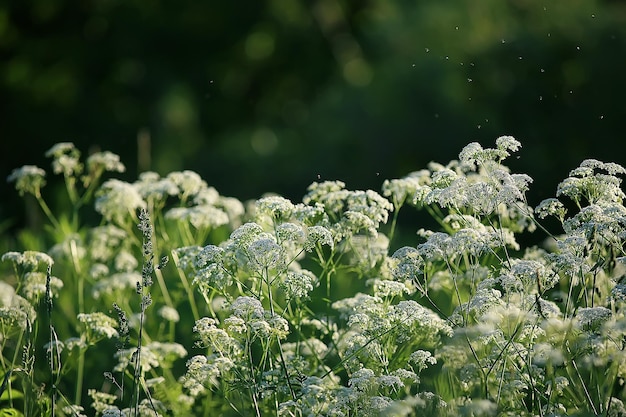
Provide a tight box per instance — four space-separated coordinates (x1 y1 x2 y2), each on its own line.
2 0 625 240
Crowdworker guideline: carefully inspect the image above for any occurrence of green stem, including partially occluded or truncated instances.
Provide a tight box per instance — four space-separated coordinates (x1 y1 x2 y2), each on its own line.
35 192 62 231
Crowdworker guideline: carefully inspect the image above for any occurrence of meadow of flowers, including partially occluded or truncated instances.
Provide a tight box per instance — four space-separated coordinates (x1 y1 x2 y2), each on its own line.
1 137 625 417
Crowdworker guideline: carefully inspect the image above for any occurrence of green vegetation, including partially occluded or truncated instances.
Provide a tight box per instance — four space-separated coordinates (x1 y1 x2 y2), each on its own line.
2 138 625 416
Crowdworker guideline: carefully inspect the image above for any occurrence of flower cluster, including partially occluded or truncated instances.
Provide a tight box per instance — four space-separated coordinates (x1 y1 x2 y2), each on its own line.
4 138 626 417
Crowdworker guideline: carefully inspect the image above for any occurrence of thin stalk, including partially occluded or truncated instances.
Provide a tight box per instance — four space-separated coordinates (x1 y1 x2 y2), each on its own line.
264 267 296 401
69 238 85 405
35 192 62 231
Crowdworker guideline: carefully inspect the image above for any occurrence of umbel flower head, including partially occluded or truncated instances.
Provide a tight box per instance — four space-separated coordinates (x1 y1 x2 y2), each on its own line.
7 165 47 196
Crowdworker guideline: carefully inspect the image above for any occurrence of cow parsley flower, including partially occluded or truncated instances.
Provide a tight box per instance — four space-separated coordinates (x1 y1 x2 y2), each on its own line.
276 221 305 241
392 246 424 284
158 305 180 322
281 269 318 299
165 205 229 229
7 165 47 196
382 171 429 208
303 180 346 205
391 300 453 342
368 279 411 298
255 195 295 222
338 210 378 238
576 306 612 332
248 235 286 271
193 186 220 205
0 302 33 333
2 250 54 270
216 196 245 225
86 151 125 174
92 272 142 299
293 202 328 226
409 350 437 372
167 170 207 200
22 271 63 302
114 249 138 272
78 312 119 341
230 296 265 320
304 225 334 251
230 222 264 248
558 159 626 205
95 179 146 226
535 198 567 222
114 341 186 374
134 172 179 204
348 367 376 391
196 245 225 268
46 142 82 177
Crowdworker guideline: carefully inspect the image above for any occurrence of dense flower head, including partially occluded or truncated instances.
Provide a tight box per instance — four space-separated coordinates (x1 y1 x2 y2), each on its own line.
0 294 36 332
535 197 567 222
193 262 233 293
114 341 187 374
303 181 393 237
21 271 63 302
86 151 125 174
133 171 179 204
409 349 437 372
390 300 454 342
158 305 180 322
575 306 612 332
332 293 384 321
367 278 411 298
88 225 128 262
165 205 229 229
7 165 47 196
77 312 119 341
92 272 142 299
195 245 225 268
46 142 83 177
230 296 265 320
193 317 240 352
255 195 295 222
247 234 286 270
95 179 146 225
557 159 626 205
276 222 306 249
2 250 54 270
392 246 424 282
382 170 430 207
293 202 329 226
504 258 559 293
216 196 245 224
167 170 207 200
303 180 346 204
280 269 318 299
181 354 236 397
113 249 138 272
230 222 265 247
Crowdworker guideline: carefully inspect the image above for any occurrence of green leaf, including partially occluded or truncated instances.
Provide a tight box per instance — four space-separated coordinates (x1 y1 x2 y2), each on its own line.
0 408 25 417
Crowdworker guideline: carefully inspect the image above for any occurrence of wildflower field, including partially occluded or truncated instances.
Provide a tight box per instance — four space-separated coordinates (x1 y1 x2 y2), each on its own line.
2 137 626 416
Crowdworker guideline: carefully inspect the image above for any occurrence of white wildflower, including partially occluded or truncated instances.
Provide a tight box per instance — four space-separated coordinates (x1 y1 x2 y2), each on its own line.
281 269 318 299
167 170 207 200
95 179 146 226
78 312 119 340
86 151 125 174
230 296 265 320
158 305 180 322
165 205 229 229
7 165 47 196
